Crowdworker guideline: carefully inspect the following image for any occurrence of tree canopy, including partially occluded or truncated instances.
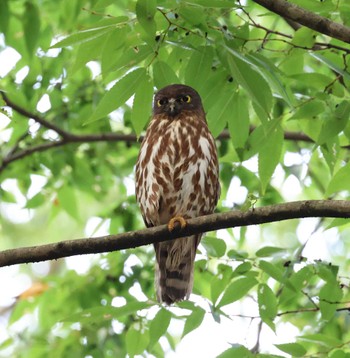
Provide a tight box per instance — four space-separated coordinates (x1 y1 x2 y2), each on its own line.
1 0 350 356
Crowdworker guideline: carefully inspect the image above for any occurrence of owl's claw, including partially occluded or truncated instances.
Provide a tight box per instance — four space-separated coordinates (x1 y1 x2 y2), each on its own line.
168 216 187 232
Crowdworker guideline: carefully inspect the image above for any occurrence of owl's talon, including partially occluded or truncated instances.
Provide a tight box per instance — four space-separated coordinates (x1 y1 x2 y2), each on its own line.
168 216 187 232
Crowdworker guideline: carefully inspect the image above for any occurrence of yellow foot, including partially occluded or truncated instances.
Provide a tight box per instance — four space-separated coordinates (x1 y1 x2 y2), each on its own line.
168 216 187 232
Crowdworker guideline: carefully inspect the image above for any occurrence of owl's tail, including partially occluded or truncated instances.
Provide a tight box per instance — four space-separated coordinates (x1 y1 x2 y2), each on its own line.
154 235 200 305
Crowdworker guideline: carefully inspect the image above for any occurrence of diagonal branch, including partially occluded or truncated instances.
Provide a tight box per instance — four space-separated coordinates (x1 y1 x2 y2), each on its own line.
252 0 350 44
0 91 73 139
1 200 349 268
0 125 313 174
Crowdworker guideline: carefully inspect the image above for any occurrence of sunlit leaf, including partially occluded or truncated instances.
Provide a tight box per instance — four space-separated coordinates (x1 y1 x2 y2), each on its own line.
217 345 254 357
153 60 180 89
259 260 284 283
258 124 283 194
225 47 272 121
299 333 343 347
149 308 172 347
51 27 113 48
57 185 79 220
326 162 350 196
275 342 307 357
136 0 157 37
256 246 286 257
87 67 146 123
258 284 277 331
185 46 214 91
126 325 150 356
23 2 41 57
182 307 206 338
227 92 250 153
201 236 226 257
207 88 236 138
131 74 153 136
217 277 258 308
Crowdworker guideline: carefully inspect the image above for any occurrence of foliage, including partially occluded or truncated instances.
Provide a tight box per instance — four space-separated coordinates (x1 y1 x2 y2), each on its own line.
1 0 350 356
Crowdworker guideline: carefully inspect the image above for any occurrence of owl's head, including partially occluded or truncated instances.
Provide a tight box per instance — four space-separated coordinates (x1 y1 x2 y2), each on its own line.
153 84 204 117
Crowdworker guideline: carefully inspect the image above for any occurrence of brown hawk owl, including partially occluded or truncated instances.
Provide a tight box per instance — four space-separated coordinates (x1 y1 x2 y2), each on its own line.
135 84 220 304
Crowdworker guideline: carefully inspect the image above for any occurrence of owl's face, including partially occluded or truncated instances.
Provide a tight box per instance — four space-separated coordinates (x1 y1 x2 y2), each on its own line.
153 84 203 117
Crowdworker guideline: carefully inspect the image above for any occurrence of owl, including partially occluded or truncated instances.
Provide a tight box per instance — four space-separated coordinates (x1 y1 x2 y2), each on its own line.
135 84 220 304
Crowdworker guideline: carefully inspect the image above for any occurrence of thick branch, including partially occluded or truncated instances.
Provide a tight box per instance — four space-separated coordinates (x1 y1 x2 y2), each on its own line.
252 0 350 44
1 200 349 268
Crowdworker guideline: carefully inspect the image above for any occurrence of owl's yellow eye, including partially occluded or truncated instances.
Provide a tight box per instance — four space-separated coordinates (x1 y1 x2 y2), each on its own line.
157 98 168 107
182 95 191 103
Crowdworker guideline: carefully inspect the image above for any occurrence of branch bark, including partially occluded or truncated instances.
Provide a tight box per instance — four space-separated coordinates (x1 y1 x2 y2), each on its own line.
1 200 349 268
252 0 350 44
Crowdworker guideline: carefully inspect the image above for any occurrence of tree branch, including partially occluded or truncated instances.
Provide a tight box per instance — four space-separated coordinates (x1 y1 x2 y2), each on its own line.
252 0 350 44
1 200 349 268
1 91 73 139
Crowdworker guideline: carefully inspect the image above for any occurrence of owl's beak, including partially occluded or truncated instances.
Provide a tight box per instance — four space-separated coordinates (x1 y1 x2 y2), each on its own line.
166 98 179 116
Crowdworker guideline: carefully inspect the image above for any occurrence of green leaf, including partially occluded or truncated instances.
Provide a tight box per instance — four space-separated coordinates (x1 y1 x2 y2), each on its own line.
201 236 226 257
326 162 350 196
290 100 326 120
109 45 153 73
23 2 41 56
275 342 307 357
217 345 253 358
87 68 146 123
217 277 258 308
258 124 283 194
233 262 252 275
226 48 272 121
259 260 284 283
292 28 316 47
243 119 281 161
319 281 343 320
186 0 239 7
62 302 152 323
51 27 113 48
247 53 294 107
329 349 349 358
153 60 179 89
126 325 150 357
0 189 17 203
57 185 79 220
149 308 172 348
258 284 277 331
101 26 129 77
311 53 350 82
227 92 250 152
178 6 207 27
0 0 9 34
131 74 153 136
83 16 129 29
71 34 107 74
136 0 156 37
182 307 206 338
256 246 286 257
299 333 342 347
185 46 214 91
207 88 236 138
318 101 350 144
25 193 46 209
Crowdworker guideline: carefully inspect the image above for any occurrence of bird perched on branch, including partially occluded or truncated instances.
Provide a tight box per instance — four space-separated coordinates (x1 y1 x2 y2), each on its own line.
135 84 220 304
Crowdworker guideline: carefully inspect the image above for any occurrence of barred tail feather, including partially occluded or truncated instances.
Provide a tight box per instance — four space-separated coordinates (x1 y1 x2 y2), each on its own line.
154 235 199 305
